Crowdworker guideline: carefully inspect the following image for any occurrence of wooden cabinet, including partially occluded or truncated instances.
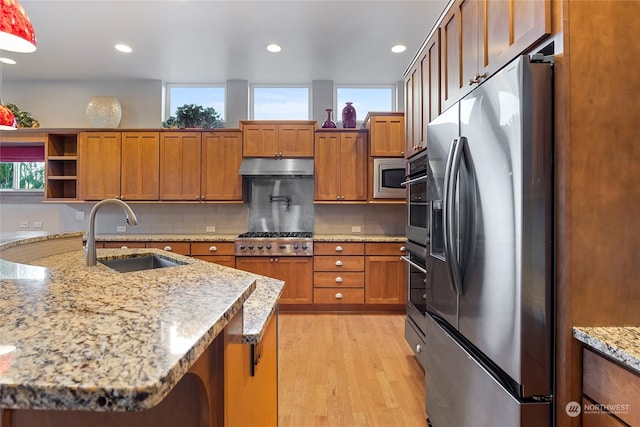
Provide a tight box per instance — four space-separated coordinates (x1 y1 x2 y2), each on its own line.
364 242 406 305
79 131 159 201
160 130 242 201
45 132 79 200
581 348 640 427
363 112 405 157
440 0 550 111
240 121 315 158
314 130 367 202
224 312 278 427
191 242 236 268
235 256 313 304
145 241 191 256
313 242 365 305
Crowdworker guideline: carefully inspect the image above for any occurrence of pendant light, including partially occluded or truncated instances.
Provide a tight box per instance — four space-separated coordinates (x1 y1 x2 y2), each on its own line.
0 0 37 53
0 103 16 130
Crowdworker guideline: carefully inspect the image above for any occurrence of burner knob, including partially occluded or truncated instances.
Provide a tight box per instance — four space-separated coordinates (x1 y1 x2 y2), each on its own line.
293 243 299 250
266 243 272 250
248 244 254 250
257 243 263 250
302 244 308 250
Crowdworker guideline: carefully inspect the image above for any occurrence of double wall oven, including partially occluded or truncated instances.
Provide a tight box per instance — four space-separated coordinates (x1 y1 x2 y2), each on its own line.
402 149 429 369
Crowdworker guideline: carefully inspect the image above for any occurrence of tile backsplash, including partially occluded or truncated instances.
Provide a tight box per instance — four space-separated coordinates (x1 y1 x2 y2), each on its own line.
0 202 406 236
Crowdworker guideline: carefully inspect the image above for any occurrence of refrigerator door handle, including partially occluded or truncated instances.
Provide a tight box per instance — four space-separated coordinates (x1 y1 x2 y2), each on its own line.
443 138 458 294
445 136 466 296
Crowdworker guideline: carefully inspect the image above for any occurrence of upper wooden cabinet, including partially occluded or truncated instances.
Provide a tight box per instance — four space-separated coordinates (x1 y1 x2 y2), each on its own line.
363 112 405 157
160 130 242 201
79 131 160 201
314 130 367 203
44 132 79 200
440 0 550 111
240 121 315 158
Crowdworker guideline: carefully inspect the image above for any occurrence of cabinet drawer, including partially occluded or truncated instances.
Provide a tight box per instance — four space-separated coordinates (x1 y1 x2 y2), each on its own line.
145 241 191 256
314 256 365 272
582 397 627 427
583 348 640 426
365 242 407 255
314 288 365 304
191 242 235 256
103 241 146 249
192 255 236 268
313 242 364 255
314 272 364 288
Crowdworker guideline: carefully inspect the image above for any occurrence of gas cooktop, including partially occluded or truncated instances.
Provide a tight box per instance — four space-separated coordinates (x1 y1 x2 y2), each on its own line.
235 232 313 256
237 231 313 239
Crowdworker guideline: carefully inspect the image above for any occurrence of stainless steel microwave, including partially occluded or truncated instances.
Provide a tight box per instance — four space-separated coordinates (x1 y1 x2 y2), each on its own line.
373 158 406 199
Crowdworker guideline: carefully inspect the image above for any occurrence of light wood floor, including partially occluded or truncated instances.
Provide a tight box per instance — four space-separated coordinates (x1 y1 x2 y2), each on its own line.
278 313 427 427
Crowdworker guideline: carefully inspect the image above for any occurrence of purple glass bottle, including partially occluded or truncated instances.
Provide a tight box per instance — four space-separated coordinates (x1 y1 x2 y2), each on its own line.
342 102 356 128
322 108 336 128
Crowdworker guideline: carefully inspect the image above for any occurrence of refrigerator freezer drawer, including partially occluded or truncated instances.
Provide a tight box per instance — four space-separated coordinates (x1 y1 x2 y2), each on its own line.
425 315 550 427
405 316 426 370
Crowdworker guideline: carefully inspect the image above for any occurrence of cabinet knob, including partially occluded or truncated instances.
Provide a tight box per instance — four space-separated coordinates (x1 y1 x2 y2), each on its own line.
400 246 406 252
416 344 422 353
335 293 343 299
335 276 343 283
335 246 343 252
163 246 172 251
120 245 128 250
335 260 343 266
209 246 217 252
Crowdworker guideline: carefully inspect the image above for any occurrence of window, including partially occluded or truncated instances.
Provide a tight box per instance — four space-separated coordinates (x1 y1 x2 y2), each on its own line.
0 145 45 191
166 85 226 120
336 86 395 123
251 86 310 120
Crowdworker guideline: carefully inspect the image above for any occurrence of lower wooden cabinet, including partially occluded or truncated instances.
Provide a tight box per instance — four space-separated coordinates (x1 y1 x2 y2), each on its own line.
364 242 407 305
145 241 191 256
582 348 640 426
235 256 313 304
224 313 278 427
313 242 365 305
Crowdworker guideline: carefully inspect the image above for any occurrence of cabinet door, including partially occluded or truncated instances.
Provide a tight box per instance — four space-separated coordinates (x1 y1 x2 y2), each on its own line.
424 28 441 129
121 132 159 200
404 63 421 158
369 115 405 157
276 257 313 304
278 124 314 157
79 132 121 200
160 132 202 201
365 255 406 304
201 131 242 201
236 257 277 279
314 133 342 201
339 132 367 201
242 124 279 157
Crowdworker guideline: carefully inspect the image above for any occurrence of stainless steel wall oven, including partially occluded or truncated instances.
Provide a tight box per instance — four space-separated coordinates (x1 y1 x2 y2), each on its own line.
405 150 429 246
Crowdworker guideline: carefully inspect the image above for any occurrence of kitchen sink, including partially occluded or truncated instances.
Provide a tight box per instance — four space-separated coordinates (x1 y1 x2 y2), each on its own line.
99 254 187 273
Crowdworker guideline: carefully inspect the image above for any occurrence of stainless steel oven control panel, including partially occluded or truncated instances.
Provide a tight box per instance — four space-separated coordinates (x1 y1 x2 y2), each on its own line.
234 239 313 256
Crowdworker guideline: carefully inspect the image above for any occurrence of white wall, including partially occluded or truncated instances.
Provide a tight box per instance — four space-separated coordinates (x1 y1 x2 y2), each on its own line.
3 80 163 128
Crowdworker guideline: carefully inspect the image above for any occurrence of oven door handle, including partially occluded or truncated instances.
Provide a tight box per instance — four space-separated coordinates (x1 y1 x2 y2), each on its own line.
400 255 427 274
400 175 427 186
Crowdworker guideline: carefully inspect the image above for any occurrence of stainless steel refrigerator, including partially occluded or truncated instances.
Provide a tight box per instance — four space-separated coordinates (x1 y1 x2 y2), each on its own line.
424 55 554 427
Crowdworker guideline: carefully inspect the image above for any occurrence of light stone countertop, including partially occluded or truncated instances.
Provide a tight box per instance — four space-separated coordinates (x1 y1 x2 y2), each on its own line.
0 233 284 411
573 326 640 374
94 233 406 243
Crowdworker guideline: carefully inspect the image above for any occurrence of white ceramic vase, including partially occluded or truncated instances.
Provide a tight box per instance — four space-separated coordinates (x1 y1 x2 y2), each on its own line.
85 96 122 128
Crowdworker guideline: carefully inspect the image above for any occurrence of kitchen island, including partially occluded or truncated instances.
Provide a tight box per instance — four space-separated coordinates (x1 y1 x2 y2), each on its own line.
0 232 283 427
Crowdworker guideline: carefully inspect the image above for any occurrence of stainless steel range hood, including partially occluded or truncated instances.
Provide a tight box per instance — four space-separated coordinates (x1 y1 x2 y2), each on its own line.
239 158 314 177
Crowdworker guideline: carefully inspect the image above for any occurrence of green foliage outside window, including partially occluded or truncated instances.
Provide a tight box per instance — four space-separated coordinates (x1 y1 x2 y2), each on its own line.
0 162 45 190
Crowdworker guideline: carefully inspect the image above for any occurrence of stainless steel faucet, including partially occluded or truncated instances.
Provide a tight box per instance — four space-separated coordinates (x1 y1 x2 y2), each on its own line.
86 198 138 266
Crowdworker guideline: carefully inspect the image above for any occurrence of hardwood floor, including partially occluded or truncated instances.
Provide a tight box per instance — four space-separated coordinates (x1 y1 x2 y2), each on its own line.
278 313 427 427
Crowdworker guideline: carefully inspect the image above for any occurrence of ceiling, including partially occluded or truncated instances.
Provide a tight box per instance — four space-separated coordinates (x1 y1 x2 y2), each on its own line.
4 0 448 85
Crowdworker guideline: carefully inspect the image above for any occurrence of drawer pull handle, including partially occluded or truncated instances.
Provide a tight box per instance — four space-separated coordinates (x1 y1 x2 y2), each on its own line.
209 246 217 252
335 246 343 252
335 277 343 283
120 245 128 250
164 246 172 251
335 293 343 299
400 246 406 252
335 260 343 266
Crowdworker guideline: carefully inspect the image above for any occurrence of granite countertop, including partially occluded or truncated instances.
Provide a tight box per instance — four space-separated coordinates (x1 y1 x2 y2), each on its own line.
94 233 406 243
573 326 640 374
0 233 284 411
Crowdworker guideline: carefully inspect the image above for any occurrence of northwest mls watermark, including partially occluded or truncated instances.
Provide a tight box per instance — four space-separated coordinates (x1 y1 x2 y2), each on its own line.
565 400 631 417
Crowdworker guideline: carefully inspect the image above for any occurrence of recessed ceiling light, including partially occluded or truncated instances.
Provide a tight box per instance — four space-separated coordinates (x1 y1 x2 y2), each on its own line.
391 44 407 53
115 44 133 53
266 44 282 53
0 57 16 65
